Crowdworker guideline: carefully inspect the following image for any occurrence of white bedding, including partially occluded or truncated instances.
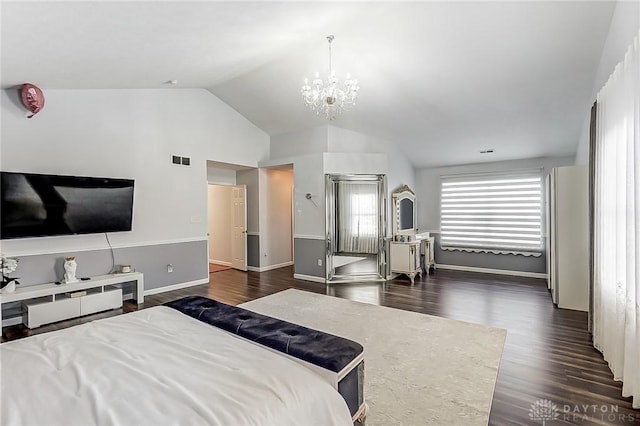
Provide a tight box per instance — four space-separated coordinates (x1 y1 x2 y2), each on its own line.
0 306 352 426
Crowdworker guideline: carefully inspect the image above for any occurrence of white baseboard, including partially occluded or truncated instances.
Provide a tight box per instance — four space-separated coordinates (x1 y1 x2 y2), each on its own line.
247 261 293 273
436 264 547 279
293 273 326 284
209 260 232 266
262 261 294 272
144 278 209 296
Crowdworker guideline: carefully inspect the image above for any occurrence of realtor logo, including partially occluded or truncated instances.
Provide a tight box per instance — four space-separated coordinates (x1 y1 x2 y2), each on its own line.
529 399 560 425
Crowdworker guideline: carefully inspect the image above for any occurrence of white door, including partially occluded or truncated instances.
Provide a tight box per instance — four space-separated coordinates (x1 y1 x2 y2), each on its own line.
231 185 247 271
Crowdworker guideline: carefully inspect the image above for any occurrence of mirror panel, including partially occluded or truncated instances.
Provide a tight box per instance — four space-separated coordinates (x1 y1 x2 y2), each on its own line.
399 198 414 231
326 174 387 283
392 184 416 238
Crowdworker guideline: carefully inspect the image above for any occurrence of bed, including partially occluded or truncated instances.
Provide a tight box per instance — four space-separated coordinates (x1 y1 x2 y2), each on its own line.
1 299 361 425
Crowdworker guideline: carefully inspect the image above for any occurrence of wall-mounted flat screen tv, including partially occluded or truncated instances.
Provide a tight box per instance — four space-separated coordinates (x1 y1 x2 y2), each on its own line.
1 171 134 240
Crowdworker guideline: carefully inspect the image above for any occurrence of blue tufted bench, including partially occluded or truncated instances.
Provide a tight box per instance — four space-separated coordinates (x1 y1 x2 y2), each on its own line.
165 295 365 420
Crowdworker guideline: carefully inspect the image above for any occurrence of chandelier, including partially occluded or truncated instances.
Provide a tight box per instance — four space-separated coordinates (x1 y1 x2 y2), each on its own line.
301 35 359 120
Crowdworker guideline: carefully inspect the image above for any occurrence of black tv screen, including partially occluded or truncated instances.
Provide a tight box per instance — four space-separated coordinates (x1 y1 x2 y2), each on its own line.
1 171 134 240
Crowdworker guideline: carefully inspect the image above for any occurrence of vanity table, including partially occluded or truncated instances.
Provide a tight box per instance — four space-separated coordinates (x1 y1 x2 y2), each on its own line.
417 232 436 273
390 185 422 284
390 240 421 284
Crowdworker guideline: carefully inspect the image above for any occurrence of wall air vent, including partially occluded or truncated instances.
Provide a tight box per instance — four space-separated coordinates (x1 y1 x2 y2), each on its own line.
171 155 191 166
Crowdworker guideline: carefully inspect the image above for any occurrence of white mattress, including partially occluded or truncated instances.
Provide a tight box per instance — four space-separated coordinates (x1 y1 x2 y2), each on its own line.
0 306 352 425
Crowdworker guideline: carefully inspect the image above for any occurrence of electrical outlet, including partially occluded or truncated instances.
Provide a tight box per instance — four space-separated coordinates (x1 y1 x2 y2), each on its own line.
167 264 173 273
317 259 322 266
264 252 268 257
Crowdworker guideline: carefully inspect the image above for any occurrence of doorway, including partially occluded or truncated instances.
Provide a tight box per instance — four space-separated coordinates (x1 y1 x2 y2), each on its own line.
325 174 387 282
207 184 247 272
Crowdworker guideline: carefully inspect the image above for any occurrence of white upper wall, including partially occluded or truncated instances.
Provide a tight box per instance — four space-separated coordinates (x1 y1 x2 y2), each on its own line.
207 165 237 185
0 88 269 255
327 126 384 153
575 1 640 165
270 126 328 159
291 154 326 238
323 152 387 175
268 125 415 238
326 126 415 194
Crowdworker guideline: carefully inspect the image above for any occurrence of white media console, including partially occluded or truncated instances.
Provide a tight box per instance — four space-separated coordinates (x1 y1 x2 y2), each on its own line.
0 272 144 328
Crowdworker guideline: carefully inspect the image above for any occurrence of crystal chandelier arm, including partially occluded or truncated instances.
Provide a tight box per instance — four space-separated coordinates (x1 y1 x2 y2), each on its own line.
327 35 334 78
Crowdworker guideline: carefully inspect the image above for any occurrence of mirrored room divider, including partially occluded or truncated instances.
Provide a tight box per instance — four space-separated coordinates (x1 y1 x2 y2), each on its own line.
325 174 387 283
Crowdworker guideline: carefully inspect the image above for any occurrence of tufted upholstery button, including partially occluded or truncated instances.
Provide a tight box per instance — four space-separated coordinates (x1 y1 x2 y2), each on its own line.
238 314 251 320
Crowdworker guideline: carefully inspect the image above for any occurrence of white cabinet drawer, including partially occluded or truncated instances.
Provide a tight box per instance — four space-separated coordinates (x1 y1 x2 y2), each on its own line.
24 298 81 328
81 289 122 315
390 243 410 271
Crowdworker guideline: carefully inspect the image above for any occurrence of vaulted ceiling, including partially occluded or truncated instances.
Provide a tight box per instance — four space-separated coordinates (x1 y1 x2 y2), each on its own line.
1 1 616 167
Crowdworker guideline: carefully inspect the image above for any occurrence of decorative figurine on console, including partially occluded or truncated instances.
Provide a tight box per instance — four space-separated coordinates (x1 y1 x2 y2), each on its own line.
62 256 78 284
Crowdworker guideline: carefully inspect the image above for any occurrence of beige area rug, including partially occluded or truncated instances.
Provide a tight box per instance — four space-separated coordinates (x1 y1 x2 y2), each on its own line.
240 289 506 426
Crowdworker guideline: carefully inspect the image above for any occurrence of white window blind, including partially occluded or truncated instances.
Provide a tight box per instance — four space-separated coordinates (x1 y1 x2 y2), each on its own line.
440 171 543 255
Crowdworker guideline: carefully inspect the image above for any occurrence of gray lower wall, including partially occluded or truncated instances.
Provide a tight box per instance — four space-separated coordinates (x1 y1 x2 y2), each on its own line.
294 238 325 278
120 240 208 290
432 232 546 274
247 235 260 268
7 240 208 291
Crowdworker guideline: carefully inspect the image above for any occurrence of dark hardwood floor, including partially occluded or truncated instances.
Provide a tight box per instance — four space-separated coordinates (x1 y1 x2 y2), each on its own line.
209 262 232 273
3 267 639 425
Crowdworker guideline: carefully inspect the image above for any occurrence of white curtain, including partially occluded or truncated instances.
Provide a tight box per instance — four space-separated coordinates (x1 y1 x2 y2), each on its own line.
337 182 379 254
593 30 640 409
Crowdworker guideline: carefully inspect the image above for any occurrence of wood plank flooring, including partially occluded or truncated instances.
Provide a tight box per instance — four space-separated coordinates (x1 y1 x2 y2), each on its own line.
209 263 232 273
3 267 639 425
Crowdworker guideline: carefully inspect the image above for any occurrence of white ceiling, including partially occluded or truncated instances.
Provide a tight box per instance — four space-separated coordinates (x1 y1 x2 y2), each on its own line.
1 1 616 168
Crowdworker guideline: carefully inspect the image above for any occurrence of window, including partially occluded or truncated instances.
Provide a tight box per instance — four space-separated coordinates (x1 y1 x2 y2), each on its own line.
440 172 543 255
350 193 377 236
336 181 379 254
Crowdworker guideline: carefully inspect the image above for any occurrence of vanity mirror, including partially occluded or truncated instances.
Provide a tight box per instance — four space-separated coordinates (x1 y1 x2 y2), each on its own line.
390 185 421 284
392 185 416 238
